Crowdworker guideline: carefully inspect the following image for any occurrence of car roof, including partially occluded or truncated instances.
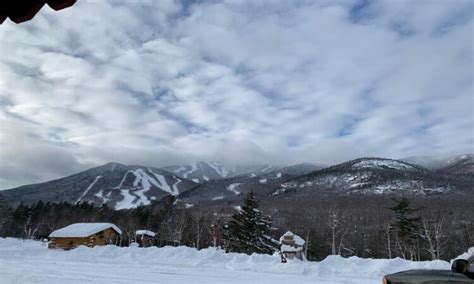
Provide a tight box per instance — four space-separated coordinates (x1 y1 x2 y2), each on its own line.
386 269 472 282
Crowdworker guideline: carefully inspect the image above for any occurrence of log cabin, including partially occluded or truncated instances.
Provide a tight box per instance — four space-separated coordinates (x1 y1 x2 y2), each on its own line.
48 223 122 250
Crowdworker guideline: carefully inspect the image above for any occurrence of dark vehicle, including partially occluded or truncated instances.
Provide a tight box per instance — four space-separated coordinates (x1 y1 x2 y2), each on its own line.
383 259 474 284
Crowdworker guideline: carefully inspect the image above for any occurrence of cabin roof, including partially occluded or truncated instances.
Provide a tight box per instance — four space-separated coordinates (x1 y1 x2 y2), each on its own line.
49 223 122 238
279 231 305 246
136 230 156 237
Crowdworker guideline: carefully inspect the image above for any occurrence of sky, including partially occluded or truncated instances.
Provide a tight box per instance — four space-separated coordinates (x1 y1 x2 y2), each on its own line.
0 0 473 189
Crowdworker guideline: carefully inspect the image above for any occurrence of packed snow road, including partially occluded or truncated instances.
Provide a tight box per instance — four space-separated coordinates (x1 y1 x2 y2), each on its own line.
0 238 450 284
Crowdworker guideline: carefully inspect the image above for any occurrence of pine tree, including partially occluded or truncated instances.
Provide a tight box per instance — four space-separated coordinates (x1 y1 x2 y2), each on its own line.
226 191 277 255
388 197 421 259
0 193 12 237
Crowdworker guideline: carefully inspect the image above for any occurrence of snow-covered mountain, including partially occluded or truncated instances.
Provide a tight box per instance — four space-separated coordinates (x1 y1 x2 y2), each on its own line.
1 163 198 209
0 161 318 209
178 172 290 205
2 156 471 209
402 154 473 186
229 164 282 178
435 154 473 176
402 153 473 170
177 163 327 205
272 158 464 196
161 161 280 182
162 161 230 183
277 163 327 176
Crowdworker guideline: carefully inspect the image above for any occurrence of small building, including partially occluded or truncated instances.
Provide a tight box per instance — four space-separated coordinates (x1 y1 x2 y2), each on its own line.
279 231 305 262
135 230 156 247
48 223 122 250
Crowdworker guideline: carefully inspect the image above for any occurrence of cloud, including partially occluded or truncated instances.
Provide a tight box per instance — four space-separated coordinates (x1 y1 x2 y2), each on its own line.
0 0 472 188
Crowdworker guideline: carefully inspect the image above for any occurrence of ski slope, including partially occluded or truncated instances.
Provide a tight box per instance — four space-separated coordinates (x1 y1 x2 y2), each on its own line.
0 238 452 284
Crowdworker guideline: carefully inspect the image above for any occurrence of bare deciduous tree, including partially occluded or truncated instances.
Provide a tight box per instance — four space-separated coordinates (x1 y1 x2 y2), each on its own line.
420 213 445 260
327 207 350 255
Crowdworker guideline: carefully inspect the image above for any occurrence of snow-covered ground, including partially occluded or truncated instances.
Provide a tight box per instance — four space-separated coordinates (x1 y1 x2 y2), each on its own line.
0 238 451 284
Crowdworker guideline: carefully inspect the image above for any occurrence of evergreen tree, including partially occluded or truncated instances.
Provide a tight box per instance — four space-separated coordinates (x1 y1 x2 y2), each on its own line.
226 191 277 255
0 194 12 237
388 197 421 259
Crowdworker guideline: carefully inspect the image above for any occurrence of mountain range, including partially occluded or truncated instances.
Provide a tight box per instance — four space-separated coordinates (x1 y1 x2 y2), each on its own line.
161 161 281 183
1 154 472 210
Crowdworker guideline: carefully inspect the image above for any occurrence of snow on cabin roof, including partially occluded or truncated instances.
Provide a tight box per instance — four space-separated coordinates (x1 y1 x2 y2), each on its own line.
136 230 156 237
49 223 122 238
279 231 305 246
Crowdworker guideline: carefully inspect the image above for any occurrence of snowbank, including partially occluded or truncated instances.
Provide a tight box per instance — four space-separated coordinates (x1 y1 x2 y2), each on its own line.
0 238 453 284
455 247 474 272
455 247 474 261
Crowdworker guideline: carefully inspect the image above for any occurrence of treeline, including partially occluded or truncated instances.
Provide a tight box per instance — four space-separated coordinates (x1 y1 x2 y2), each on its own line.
262 193 474 261
0 195 227 249
0 192 472 262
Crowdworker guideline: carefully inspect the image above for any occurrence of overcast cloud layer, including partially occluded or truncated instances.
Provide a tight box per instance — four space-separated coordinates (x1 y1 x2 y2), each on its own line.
0 0 473 188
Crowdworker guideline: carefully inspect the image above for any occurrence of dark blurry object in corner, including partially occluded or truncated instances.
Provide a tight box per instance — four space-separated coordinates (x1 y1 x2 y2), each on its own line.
0 0 75 24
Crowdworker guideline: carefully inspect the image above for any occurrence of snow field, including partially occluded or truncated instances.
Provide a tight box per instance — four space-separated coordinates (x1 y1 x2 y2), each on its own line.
227 183 241 195
0 238 455 284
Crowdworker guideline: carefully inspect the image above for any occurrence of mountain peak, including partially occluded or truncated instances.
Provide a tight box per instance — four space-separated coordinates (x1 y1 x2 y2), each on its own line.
347 157 423 171
273 157 455 196
1 163 199 210
401 153 473 170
